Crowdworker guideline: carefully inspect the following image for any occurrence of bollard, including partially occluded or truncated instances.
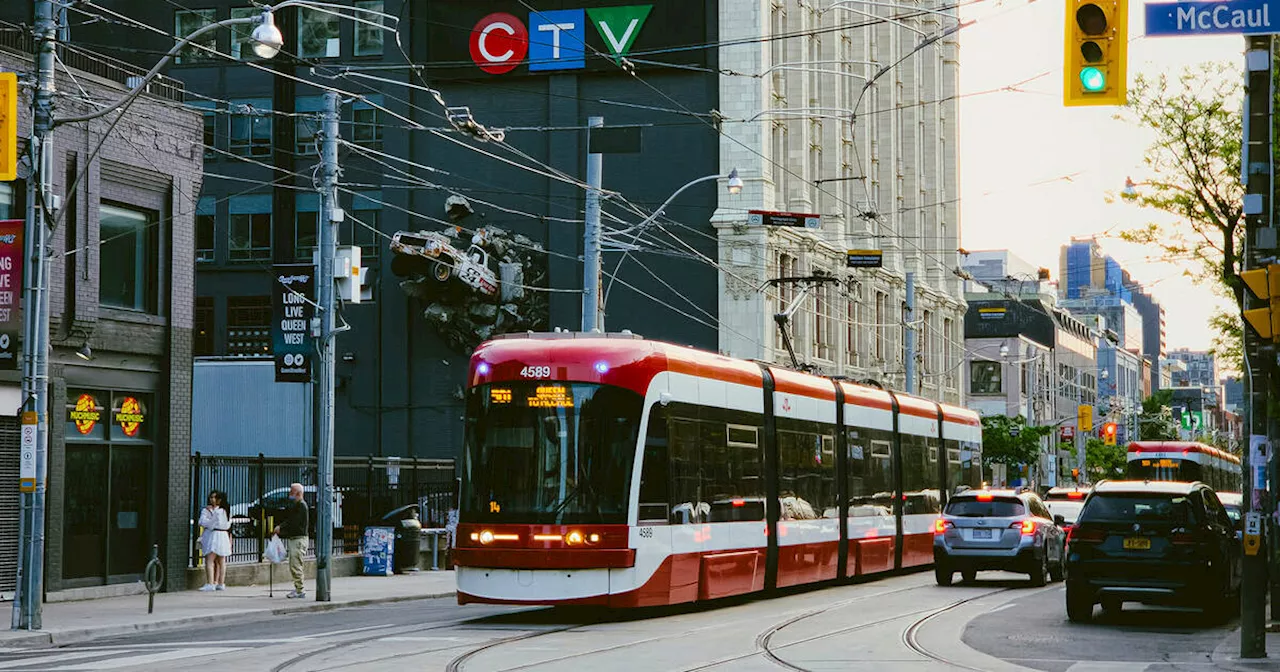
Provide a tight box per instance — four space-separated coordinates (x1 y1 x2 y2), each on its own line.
144 545 164 614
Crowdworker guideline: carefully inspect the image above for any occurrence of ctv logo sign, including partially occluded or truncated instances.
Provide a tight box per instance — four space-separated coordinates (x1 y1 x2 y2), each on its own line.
469 5 653 75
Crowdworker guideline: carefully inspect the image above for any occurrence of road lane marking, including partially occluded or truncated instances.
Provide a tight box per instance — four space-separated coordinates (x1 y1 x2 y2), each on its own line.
1065 663 1159 671
987 603 1015 614
49 647 242 670
302 624 392 639
0 651 130 669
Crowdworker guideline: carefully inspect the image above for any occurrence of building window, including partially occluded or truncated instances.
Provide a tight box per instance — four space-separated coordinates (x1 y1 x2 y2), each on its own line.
188 101 217 159
229 195 271 262
295 193 319 261
942 317 954 387
99 203 159 313
354 0 385 56
174 9 217 64
874 291 887 361
226 296 271 357
846 299 857 366
0 182 15 220
229 7 264 60
348 191 382 261
296 96 323 157
970 360 1002 395
814 281 832 360
776 252 796 350
298 7 340 59
196 196 215 263
194 297 214 356
352 99 383 150
922 309 933 372
229 99 272 157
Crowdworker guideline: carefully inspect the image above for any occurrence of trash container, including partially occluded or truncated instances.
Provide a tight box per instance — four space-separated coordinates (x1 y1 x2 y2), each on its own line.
394 517 422 573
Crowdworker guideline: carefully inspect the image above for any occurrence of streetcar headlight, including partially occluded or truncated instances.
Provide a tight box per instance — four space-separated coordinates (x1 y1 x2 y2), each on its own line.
478 530 495 545
566 530 585 546
588 533 600 544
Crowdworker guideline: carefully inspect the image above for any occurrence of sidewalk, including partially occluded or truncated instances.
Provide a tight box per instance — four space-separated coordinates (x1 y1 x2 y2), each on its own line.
0 570 457 649
1214 628 1280 670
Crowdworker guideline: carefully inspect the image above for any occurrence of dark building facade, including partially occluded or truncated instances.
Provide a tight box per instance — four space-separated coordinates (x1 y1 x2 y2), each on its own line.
0 43 202 592
55 1 721 460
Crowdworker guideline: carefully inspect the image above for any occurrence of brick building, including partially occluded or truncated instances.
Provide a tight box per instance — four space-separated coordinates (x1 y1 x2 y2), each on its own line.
0 45 201 593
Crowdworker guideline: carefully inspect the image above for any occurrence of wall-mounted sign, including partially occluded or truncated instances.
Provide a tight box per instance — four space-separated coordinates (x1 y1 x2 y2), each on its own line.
0 220 23 370
19 411 35 493
273 264 315 383
1060 426 1075 441
114 396 145 438
977 307 1007 320
69 393 102 435
748 210 821 229
846 249 883 268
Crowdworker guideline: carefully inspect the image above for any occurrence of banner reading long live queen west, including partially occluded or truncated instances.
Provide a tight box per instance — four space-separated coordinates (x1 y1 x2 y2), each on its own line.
0 220 23 370
273 264 314 383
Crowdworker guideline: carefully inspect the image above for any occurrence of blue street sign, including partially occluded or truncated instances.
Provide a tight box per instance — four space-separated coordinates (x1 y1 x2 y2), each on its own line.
1146 0 1279 36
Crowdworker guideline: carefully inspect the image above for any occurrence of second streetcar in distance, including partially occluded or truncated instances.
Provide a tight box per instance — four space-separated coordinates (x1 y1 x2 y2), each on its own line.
1125 441 1242 494
455 332 984 607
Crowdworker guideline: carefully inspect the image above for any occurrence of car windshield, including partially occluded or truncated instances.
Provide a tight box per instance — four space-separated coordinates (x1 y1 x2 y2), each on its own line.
945 497 1024 517
1080 493 1199 525
461 382 642 525
1046 500 1084 524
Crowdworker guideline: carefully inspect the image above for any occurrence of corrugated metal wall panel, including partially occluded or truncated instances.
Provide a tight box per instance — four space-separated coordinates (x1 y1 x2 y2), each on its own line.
192 360 311 457
0 416 19 593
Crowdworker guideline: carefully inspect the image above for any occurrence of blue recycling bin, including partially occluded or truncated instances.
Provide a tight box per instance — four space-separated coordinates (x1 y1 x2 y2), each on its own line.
363 526 395 576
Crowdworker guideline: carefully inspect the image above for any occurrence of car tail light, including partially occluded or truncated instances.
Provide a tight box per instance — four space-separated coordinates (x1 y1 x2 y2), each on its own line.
1171 531 1198 545
976 492 994 502
934 519 952 534
1014 519 1036 535
1067 491 1084 499
1069 526 1104 543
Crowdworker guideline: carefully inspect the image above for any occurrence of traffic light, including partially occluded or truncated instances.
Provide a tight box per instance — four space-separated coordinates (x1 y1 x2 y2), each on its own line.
1063 0 1128 106
1102 422 1118 446
1240 264 1280 340
0 72 15 182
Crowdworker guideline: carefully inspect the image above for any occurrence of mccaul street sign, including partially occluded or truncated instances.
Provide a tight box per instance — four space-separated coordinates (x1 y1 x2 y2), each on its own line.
1146 0 1279 36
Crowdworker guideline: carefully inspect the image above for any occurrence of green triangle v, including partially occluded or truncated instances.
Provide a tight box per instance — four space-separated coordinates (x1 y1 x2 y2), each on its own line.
587 5 653 63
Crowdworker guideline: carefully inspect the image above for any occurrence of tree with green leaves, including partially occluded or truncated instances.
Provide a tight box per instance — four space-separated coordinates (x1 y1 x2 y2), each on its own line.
1085 437 1127 481
981 415 1053 468
1116 62 1244 372
1139 390 1179 441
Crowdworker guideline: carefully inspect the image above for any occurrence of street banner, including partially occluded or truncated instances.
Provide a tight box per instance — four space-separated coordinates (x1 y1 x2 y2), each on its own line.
0 220 22 370
1146 0 1280 36
748 209 821 229
272 264 314 383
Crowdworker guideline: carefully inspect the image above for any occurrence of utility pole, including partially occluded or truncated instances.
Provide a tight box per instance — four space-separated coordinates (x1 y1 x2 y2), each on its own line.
313 91 340 602
1240 35 1272 659
582 116 603 332
13 0 56 631
904 271 916 394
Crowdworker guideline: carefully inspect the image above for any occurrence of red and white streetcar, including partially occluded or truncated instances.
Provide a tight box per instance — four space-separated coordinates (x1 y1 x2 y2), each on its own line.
454 332 983 607
1125 441 1242 494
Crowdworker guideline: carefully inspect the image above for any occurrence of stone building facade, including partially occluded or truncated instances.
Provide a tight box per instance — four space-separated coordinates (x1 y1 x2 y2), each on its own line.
711 0 965 402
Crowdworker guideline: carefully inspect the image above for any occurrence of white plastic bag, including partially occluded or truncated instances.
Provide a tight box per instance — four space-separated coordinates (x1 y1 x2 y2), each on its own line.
265 535 286 564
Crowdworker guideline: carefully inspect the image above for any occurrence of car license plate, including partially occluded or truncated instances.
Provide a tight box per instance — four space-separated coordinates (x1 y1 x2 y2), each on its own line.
972 528 993 539
1123 537 1150 550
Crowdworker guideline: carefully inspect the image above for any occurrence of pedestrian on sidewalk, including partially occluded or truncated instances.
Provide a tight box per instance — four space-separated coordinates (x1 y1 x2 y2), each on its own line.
199 490 232 592
272 483 309 599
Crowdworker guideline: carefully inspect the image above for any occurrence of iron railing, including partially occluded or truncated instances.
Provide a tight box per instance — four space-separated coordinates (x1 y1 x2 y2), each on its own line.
190 453 456 566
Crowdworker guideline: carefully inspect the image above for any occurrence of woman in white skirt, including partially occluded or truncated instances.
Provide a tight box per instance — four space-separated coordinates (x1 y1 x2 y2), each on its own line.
199 490 232 591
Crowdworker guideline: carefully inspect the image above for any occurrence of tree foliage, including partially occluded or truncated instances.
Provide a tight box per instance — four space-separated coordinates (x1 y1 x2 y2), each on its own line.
1139 389 1179 441
981 415 1052 467
1117 62 1244 365
1085 437 1127 480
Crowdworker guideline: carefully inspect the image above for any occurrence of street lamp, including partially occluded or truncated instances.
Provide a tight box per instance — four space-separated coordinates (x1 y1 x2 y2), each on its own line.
250 9 285 59
599 170 744 321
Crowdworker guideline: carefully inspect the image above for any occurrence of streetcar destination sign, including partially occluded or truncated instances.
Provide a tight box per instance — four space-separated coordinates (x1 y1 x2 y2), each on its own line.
1145 0 1278 36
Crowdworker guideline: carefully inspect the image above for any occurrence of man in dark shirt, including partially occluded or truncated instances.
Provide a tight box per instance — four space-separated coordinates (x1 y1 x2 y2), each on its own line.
273 483 309 598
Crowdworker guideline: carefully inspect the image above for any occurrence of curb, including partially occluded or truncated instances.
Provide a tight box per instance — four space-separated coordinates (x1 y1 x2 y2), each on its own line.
1210 628 1280 671
2 590 458 649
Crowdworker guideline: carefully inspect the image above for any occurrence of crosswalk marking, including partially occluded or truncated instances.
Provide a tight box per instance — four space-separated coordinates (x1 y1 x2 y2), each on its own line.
0 651 132 670
49 647 242 670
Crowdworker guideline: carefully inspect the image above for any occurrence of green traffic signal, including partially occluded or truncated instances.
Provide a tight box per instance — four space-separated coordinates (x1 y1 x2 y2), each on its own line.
1080 67 1105 92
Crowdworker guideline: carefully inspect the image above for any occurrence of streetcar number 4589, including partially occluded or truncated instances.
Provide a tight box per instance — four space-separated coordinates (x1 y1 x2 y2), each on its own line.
520 366 552 378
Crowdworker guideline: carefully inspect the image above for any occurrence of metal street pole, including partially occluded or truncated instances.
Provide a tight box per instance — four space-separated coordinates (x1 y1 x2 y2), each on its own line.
13 0 56 631
314 92 340 602
1075 366 1085 484
1240 34 1272 659
582 116 603 332
905 271 917 395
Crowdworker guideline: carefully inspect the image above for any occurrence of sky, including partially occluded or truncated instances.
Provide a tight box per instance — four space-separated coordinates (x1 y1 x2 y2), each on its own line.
956 0 1242 350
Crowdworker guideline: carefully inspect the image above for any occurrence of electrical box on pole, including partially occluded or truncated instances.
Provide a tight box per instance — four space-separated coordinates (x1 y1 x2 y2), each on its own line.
1240 264 1280 340
0 72 16 182
1063 0 1128 106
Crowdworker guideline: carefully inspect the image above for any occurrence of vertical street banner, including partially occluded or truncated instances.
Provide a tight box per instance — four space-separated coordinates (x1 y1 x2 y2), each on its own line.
273 264 315 383
0 220 22 370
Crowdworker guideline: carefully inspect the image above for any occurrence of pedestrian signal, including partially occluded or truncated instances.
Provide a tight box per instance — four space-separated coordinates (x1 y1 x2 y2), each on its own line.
1064 0 1128 106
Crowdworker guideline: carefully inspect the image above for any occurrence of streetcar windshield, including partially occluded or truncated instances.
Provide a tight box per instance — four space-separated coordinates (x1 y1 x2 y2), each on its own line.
462 382 642 524
1126 457 1200 482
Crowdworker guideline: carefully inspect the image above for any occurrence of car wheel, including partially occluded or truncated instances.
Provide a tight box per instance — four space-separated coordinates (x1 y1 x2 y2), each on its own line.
1028 548 1049 587
935 562 954 586
1049 551 1065 583
1066 583 1093 623
430 260 451 283
961 570 977 584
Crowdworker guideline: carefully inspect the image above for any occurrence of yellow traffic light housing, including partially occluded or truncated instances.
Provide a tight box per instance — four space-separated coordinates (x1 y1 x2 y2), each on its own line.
0 72 16 182
1240 265 1280 341
1102 422 1117 446
1064 0 1128 106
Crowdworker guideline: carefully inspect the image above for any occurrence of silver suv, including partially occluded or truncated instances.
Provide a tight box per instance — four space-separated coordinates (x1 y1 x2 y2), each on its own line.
933 488 1066 587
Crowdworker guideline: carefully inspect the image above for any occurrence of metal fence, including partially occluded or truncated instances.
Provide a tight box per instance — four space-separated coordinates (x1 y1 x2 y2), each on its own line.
190 453 457 566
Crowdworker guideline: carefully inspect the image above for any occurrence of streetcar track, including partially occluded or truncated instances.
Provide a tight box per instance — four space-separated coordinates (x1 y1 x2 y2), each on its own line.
444 625 578 672
901 584 1055 671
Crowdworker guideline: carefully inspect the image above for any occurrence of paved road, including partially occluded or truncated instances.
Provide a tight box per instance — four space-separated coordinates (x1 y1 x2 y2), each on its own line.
964 578 1239 672
0 571 1052 671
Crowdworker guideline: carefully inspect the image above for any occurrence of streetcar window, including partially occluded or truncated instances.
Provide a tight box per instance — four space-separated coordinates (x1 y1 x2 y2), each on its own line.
777 419 836 519
652 403 765 524
638 404 669 524
901 434 939 514
847 428 894 516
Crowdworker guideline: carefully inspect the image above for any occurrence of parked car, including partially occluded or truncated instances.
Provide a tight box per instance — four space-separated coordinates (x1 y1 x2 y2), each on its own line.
228 486 343 538
934 488 1067 587
1064 480 1241 623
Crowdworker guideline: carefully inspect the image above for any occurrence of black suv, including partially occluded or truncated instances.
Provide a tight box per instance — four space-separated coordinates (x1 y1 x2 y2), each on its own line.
1064 480 1241 623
